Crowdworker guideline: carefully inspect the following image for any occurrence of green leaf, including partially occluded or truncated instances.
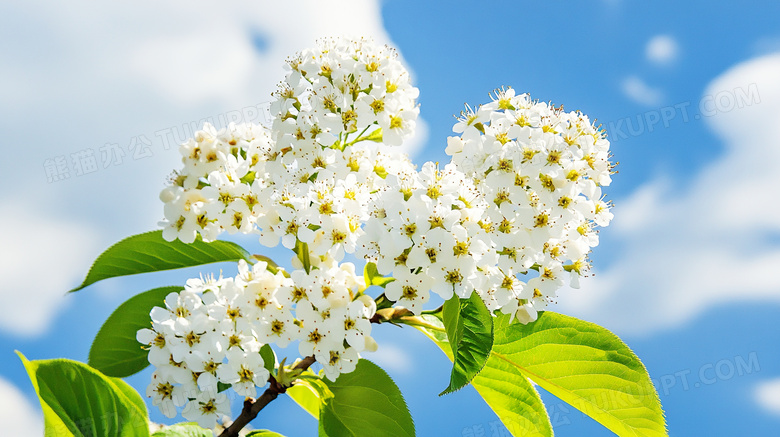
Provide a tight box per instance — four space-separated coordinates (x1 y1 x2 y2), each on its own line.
112 377 150 419
363 127 383 142
70 230 250 292
246 430 286 437
151 423 212 437
295 240 311 273
260 344 276 374
89 286 183 377
411 315 552 437
490 312 666 437
287 384 323 418
288 375 334 418
474 348 553 437
363 262 395 288
18 352 150 437
319 359 414 437
440 292 494 395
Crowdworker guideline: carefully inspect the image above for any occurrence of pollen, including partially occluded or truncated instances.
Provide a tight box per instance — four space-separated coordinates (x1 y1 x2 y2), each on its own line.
453 241 470 257
331 229 347 244
201 401 217 414
445 269 463 284
329 350 341 365
185 331 201 347
370 99 385 114
308 329 323 344
390 115 403 129
534 213 549 228
155 382 174 399
238 366 254 382
497 159 513 172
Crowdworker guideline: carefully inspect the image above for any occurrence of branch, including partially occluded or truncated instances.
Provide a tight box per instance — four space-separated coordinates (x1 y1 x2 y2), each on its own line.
218 355 316 437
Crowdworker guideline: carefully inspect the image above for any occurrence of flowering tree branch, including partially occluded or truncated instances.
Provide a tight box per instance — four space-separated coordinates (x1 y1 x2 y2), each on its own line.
123 35 622 436
219 355 316 437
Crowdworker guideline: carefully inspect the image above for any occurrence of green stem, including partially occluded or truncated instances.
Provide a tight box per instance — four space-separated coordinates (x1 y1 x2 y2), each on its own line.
397 315 446 333
345 124 373 147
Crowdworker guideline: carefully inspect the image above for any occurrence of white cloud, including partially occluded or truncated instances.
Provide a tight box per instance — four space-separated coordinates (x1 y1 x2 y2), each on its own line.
0 377 43 436
0 1 409 111
365 343 413 375
646 35 679 65
0 1 427 337
755 378 780 415
0 200 99 336
621 75 664 106
558 53 780 336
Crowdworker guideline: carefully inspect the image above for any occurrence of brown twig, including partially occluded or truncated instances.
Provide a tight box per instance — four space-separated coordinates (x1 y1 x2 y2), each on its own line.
218 355 316 437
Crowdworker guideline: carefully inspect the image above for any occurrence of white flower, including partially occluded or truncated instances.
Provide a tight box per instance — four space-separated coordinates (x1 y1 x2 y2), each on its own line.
384 267 433 314
137 327 171 366
317 346 360 381
181 391 230 429
146 370 187 418
216 349 270 397
254 306 298 348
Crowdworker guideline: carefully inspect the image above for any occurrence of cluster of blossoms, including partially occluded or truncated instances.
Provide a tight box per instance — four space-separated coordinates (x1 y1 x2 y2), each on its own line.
137 259 374 427
150 37 419 425
445 88 614 322
272 36 419 148
357 162 494 313
159 37 420 261
145 37 613 425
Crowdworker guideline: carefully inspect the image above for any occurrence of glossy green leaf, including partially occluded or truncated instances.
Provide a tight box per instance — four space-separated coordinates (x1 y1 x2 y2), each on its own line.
260 344 276 374
151 423 212 437
490 312 666 436
70 230 250 292
413 311 667 436
112 377 150 420
18 352 150 437
363 262 395 288
319 359 414 437
440 292 493 395
89 286 183 377
287 378 332 418
412 315 552 437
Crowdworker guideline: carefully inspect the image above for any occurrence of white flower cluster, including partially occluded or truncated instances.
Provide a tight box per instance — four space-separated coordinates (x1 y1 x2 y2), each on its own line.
272 36 419 148
445 88 614 322
147 37 614 426
357 162 494 314
137 259 374 426
159 37 421 261
158 122 275 244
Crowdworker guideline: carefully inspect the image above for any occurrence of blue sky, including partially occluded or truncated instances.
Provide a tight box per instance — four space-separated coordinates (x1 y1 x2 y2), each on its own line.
2 1 780 435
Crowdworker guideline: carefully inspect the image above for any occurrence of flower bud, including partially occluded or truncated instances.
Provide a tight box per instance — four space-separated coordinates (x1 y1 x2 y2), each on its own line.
363 335 378 352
